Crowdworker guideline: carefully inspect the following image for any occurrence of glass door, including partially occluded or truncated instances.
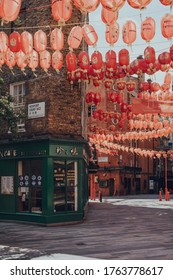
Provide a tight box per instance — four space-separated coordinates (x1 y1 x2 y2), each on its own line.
53 160 78 212
18 159 42 213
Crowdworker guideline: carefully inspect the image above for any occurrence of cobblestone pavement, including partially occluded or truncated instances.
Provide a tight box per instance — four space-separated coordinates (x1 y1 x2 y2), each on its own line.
0 196 173 260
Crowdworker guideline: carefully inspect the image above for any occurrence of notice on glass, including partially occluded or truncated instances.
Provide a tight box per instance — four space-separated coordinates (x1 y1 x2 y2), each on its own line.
1 176 14 195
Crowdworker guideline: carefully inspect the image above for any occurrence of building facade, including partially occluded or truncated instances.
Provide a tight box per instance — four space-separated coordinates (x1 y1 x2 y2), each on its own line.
0 0 90 225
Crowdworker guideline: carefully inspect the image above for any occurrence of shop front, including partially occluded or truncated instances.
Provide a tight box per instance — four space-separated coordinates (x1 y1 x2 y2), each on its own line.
0 138 89 225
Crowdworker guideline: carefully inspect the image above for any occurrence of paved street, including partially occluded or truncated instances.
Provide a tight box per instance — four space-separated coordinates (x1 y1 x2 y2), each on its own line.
0 195 173 260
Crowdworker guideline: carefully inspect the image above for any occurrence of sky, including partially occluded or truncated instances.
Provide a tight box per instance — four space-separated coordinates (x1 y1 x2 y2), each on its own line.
89 1 173 85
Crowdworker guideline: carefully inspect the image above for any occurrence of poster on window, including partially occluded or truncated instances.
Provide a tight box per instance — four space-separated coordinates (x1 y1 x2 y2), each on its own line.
1 176 14 195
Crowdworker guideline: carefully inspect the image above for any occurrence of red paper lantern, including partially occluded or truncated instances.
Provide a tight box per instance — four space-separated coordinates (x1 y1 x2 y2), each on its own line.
40 50 51 72
82 24 98 46
105 22 119 45
51 0 72 25
66 51 77 72
0 31 8 52
116 80 126 91
34 30 47 53
158 52 171 65
74 68 83 83
105 50 116 70
67 26 83 49
141 17 155 42
110 92 117 103
91 51 103 71
94 92 102 105
127 0 152 9
144 46 156 64
86 92 95 104
164 72 172 86
126 80 136 92
74 0 99 13
52 50 63 73
150 82 160 92
104 79 113 89
16 50 27 71
50 28 64 51
0 0 22 23
101 7 118 25
101 0 126 11
78 51 90 71
21 31 33 55
118 49 129 66
5 48 16 69
27 50 39 72
159 0 173 6
140 82 150 91
122 20 136 45
161 14 173 39
0 53 5 68
170 45 173 61
9 31 21 53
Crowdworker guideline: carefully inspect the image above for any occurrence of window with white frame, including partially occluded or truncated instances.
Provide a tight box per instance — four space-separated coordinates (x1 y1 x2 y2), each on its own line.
10 82 26 132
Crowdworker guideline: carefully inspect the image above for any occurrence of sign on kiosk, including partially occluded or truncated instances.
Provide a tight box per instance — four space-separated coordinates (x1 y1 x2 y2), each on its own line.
28 102 45 119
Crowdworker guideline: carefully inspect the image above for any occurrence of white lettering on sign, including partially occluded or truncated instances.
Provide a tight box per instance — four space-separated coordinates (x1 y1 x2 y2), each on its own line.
28 102 45 119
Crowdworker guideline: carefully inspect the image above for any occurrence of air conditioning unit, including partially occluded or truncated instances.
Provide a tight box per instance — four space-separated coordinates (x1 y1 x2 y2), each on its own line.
17 124 26 132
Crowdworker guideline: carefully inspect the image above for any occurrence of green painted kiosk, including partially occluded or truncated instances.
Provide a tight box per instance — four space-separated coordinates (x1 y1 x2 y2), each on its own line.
0 137 89 225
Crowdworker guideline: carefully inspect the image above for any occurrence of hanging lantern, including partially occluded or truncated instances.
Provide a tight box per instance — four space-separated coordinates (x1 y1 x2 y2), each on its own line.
34 30 47 53
110 92 118 103
78 51 90 72
121 102 128 112
158 52 171 65
105 22 119 45
67 26 83 50
86 92 95 104
164 72 172 86
0 0 22 23
170 45 173 61
116 80 126 91
101 0 126 12
21 31 33 55
52 51 63 73
9 31 21 53
140 81 150 91
50 28 64 51
118 49 129 67
141 17 155 42
5 48 16 69
144 46 156 64
127 0 152 9
94 92 102 105
40 50 51 72
101 7 118 25
74 68 83 83
16 50 27 71
0 31 8 52
150 82 160 92
51 0 72 25
0 52 5 68
74 0 99 13
122 20 136 45
126 80 136 92
66 51 77 72
161 14 173 39
27 50 39 72
91 51 103 71
82 24 98 46
105 50 116 70
104 79 113 90
159 0 173 6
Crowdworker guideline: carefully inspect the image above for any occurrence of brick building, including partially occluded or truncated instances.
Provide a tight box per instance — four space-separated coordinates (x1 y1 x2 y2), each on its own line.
0 0 90 225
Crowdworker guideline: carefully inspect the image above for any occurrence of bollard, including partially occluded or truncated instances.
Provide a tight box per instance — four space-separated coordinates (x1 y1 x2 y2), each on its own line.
159 190 162 201
99 191 102 202
167 191 170 201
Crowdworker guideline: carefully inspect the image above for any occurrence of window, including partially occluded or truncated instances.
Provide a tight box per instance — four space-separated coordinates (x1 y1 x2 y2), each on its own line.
10 82 26 132
99 180 108 188
88 104 97 117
